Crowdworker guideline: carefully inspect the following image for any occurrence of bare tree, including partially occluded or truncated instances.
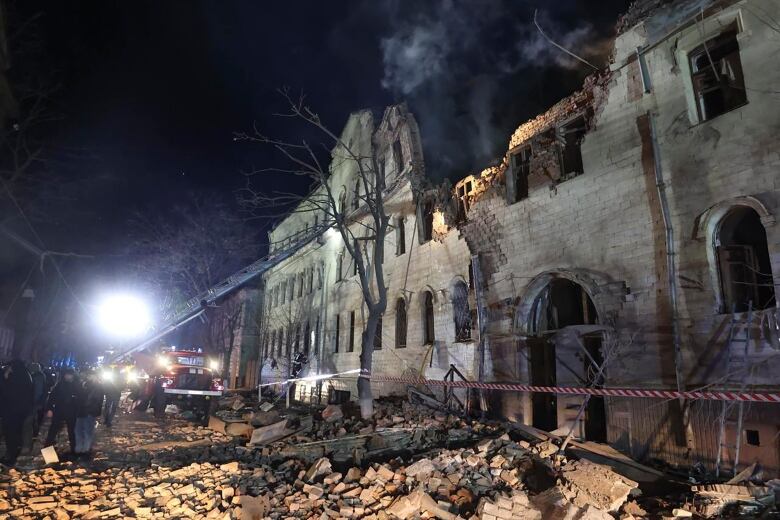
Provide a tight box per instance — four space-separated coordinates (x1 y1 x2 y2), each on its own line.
202 294 244 381
236 90 397 418
129 193 258 320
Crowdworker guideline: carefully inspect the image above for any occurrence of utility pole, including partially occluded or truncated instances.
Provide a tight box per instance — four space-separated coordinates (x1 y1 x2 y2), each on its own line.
471 254 489 416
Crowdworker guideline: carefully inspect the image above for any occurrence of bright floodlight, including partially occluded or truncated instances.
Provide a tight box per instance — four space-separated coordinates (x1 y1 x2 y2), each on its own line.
96 294 151 338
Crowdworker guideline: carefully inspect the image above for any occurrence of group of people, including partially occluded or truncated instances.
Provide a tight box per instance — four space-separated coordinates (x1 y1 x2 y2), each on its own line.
0 361 122 467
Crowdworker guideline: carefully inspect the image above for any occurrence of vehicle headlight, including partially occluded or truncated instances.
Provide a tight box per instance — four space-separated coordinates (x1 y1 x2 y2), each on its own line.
100 370 114 382
208 359 220 371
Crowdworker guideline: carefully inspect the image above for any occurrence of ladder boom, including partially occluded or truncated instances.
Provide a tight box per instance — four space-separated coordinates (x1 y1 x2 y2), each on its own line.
109 226 324 362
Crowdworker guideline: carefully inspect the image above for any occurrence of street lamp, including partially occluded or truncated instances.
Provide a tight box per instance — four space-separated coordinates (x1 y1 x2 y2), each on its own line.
96 293 151 339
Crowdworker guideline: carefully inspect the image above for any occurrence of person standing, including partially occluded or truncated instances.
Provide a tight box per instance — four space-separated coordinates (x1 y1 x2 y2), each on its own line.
74 372 104 458
29 363 47 438
44 368 80 454
102 368 121 427
0 360 34 466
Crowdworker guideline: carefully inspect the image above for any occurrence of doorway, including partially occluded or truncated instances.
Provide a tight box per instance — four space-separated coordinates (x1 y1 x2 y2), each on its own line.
528 277 607 441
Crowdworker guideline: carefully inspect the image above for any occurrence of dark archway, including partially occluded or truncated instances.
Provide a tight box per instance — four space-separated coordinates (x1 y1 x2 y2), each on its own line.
716 207 775 312
528 278 607 441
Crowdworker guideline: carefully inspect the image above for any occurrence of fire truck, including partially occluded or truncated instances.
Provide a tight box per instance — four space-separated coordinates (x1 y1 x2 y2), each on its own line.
151 348 224 423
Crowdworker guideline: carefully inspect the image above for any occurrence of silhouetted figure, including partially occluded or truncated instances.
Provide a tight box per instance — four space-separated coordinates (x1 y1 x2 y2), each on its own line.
44 369 80 454
102 368 121 427
29 363 47 437
1 360 34 466
74 372 104 457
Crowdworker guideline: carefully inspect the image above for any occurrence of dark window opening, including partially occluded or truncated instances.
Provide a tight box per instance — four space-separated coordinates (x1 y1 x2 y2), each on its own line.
308 267 314 293
745 429 760 446
396 217 406 255
717 207 775 312
452 281 472 342
303 321 311 355
393 140 404 173
510 146 530 203
373 315 383 350
421 201 434 242
314 317 321 355
339 192 347 213
352 181 360 210
298 273 304 298
423 291 435 344
293 325 301 353
689 26 747 122
334 315 340 353
557 116 586 178
348 311 356 352
396 298 407 348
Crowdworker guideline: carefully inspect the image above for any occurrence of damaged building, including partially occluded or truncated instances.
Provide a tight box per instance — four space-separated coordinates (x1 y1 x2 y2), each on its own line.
252 0 780 477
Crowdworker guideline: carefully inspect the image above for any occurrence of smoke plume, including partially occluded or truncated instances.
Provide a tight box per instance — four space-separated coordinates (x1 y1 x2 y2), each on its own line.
376 0 618 180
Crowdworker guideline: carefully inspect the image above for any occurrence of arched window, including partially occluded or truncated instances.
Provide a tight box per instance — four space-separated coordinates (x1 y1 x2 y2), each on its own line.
452 281 472 341
338 191 347 213
395 298 407 348
303 321 311 355
422 291 435 344
716 207 776 312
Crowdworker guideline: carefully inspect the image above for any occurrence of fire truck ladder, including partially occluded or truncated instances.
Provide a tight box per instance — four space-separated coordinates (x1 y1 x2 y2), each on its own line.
109 225 326 363
714 300 753 479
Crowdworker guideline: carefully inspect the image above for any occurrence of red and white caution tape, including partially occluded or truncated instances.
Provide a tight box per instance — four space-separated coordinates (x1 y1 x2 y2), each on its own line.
349 374 780 403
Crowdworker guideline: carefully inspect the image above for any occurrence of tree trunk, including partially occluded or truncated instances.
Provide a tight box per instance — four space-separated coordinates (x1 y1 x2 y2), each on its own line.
358 312 379 419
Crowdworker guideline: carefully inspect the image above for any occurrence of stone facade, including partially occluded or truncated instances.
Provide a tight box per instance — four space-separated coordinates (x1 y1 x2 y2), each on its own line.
258 105 477 403
248 0 780 474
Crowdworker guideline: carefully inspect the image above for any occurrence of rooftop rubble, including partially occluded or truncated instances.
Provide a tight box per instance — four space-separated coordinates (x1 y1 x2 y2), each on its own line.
0 394 775 519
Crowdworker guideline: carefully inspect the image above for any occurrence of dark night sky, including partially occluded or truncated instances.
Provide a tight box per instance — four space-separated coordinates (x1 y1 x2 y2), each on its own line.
19 0 630 248
2 0 631 358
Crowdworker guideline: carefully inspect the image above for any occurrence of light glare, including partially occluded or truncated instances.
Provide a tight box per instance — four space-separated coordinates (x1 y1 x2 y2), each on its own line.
96 294 151 338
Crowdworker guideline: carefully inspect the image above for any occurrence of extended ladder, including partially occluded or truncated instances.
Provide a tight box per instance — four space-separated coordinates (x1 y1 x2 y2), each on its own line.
108 225 327 363
714 301 753 478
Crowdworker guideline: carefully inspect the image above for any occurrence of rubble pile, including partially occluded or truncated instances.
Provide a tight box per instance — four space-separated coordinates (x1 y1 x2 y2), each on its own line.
0 424 645 519
2 396 773 518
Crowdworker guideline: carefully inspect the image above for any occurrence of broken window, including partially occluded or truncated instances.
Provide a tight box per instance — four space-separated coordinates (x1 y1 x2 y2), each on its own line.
374 315 383 350
396 217 405 255
418 200 434 243
395 298 407 348
746 429 760 446
456 180 472 221
348 311 356 352
507 146 530 204
716 207 775 312
452 281 472 342
689 26 747 122
423 291 435 344
557 116 586 178
393 140 404 173
334 314 340 353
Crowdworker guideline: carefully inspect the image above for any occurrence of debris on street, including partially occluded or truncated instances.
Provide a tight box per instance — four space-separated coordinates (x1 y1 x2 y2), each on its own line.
4 394 770 519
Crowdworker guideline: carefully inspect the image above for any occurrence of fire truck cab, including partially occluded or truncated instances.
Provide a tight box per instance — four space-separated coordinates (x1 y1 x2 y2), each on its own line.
152 348 224 423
